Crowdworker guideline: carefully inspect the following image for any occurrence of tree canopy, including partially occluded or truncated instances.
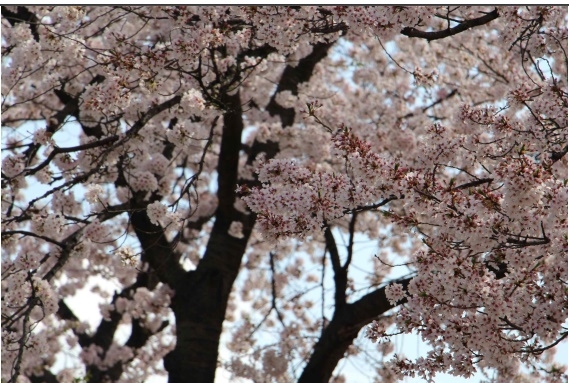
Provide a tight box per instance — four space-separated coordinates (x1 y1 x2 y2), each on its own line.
2 6 567 383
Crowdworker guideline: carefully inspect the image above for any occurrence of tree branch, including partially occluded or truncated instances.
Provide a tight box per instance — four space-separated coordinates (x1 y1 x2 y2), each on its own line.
42 231 82 282
266 41 334 127
269 252 286 327
56 300 91 348
324 227 347 309
84 273 155 383
452 177 493 191
347 277 412 327
298 277 413 383
129 205 185 288
25 136 119 176
343 212 357 270
401 8 499 41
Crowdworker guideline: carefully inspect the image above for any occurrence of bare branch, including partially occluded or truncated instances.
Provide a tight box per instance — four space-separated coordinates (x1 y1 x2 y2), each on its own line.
324 227 347 309
401 8 499 41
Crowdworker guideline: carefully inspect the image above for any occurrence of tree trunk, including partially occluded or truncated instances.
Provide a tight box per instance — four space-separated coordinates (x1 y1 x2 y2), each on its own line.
164 230 248 383
164 91 252 383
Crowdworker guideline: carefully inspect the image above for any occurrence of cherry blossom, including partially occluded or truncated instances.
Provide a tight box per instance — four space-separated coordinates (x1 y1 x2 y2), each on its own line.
2 6 566 383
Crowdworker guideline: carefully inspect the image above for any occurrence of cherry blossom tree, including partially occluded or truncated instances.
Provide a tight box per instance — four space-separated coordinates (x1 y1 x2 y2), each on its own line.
2 6 567 383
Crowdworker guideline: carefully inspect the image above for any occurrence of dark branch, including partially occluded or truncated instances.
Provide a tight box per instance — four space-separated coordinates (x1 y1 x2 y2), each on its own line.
453 177 493 190
56 300 92 348
85 273 155 383
348 195 400 214
401 8 499 41
347 277 412 327
42 231 82 282
129 206 185 288
298 277 413 383
269 252 286 327
25 136 119 176
324 227 347 309
3 230 64 247
266 42 334 127
343 212 357 270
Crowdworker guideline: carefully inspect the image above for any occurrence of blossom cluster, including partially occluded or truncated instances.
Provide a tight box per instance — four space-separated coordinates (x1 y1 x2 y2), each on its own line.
1 5 566 383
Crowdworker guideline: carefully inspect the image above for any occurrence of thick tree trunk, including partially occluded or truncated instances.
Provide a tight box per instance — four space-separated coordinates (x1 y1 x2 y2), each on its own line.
164 91 251 383
164 229 249 383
